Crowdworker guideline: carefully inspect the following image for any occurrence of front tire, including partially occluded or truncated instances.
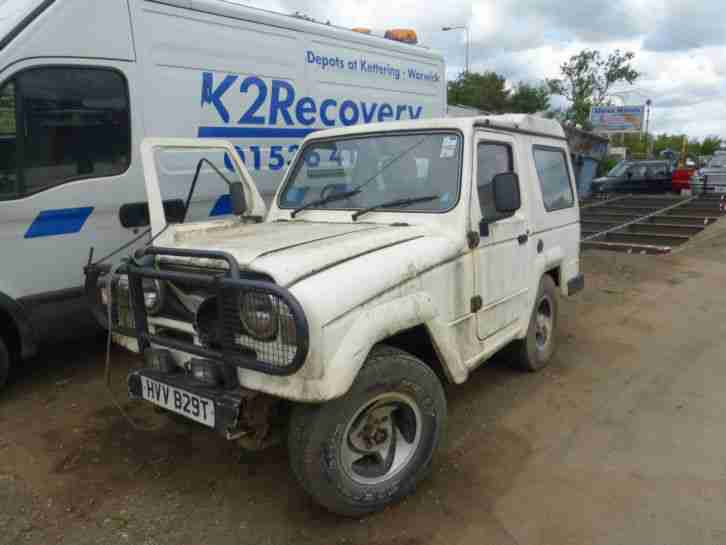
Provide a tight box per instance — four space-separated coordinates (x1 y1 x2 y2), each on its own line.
515 275 559 372
288 345 447 517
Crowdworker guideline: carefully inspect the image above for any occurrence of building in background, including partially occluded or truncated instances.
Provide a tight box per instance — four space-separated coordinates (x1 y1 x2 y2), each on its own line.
563 125 610 198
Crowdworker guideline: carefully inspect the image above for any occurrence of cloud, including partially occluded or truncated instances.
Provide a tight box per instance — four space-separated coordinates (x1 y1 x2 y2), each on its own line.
642 0 726 51
234 0 725 138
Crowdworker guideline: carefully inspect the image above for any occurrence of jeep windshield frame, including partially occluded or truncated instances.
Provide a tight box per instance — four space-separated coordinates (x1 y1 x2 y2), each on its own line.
277 129 464 216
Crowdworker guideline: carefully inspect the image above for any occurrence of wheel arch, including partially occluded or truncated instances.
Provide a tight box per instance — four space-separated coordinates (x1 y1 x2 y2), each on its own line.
379 324 456 384
321 292 468 400
0 291 37 360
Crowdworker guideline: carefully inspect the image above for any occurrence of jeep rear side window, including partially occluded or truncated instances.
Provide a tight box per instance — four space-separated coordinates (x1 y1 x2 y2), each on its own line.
533 147 574 211
0 67 130 201
477 142 514 220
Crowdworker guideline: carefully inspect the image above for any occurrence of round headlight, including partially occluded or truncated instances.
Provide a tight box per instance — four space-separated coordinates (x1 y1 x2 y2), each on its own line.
142 279 164 315
240 292 278 340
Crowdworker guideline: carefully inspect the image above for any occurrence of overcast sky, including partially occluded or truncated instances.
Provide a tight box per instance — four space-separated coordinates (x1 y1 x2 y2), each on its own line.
237 0 724 140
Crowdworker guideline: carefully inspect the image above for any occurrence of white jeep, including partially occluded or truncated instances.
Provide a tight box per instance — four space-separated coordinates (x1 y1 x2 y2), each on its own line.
86 115 583 516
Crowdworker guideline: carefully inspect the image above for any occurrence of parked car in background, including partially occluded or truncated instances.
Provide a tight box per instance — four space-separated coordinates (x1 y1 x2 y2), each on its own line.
672 166 696 193
590 160 673 195
690 154 726 194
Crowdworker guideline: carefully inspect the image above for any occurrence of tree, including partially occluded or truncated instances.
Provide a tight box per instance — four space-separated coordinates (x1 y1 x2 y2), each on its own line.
547 49 639 126
447 71 510 114
700 136 723 156
509 82 551 114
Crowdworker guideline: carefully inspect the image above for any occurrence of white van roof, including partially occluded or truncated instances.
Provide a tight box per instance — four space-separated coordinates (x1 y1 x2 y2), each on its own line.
151 0 442 60
304 115 567 141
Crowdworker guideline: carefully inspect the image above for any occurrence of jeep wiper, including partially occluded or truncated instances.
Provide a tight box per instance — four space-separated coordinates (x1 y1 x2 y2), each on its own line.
290 189 361 218
352 195 439 221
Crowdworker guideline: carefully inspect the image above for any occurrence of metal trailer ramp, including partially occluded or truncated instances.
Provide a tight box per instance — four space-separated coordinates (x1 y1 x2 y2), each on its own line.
580 194 723 254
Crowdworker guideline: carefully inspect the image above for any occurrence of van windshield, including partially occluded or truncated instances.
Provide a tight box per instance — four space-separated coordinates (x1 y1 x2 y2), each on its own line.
279 132 462 214
0 0 48 45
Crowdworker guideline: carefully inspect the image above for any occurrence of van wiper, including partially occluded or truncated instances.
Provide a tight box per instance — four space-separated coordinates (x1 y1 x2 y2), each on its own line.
352 195 439 221
290 189 361 218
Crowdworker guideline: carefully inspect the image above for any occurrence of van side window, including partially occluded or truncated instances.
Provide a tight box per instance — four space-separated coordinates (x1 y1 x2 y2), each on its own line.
0 67 130 201
0 82 18 200
477 142 514 219
533 147 574 211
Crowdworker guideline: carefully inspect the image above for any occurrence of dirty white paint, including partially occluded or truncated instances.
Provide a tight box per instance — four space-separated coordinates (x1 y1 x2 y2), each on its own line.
114 116 581 402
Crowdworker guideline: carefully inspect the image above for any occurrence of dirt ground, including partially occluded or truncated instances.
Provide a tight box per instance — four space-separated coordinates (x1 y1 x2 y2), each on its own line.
3 223 726 545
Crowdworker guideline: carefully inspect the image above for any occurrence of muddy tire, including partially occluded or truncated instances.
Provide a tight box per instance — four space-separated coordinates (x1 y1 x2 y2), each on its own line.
514 275 559 372
0 337 9 390
287 345 447 517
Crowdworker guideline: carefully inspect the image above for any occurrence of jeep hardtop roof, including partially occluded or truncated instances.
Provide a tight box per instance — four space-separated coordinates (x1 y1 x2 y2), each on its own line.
303 115 567 142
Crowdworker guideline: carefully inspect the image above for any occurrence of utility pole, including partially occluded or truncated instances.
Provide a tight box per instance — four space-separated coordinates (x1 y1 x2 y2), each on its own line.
644 99 652 158
442 25 470 73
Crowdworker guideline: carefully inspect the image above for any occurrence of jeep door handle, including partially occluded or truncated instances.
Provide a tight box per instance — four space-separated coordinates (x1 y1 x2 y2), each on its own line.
517 233 529 245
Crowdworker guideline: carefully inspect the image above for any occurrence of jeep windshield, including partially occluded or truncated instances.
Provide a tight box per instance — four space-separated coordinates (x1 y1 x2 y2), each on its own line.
279 132 462 215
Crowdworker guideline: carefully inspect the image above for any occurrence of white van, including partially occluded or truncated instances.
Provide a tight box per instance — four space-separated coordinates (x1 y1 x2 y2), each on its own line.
0 0 445 387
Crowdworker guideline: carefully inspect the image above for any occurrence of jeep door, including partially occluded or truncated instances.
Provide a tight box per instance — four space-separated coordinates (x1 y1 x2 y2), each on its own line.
472 134 530 342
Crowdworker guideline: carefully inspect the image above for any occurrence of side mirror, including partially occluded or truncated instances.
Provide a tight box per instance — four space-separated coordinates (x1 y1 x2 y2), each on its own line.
627 171 633 180
493 172 521 214
229 182 247 215
479 172 521 237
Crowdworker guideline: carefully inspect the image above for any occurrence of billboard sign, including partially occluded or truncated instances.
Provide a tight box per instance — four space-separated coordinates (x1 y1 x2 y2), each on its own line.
590 105 645 133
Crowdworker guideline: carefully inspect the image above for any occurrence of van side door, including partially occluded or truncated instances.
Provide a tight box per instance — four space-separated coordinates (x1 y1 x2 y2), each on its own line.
0 62 142 341
472 133 530 343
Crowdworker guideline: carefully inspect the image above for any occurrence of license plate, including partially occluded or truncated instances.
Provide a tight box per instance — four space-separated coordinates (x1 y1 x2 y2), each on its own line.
140 377 215 428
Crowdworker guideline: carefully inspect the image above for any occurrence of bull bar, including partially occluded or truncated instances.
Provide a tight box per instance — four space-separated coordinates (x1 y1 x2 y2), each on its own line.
89 246 310 377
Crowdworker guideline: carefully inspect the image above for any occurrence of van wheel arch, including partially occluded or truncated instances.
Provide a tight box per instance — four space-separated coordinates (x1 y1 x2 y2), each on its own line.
0 293 37 362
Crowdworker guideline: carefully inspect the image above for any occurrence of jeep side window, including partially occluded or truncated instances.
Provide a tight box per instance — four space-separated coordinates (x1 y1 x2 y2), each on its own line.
0 67 130 201
477 142 514 220
533 147 574 212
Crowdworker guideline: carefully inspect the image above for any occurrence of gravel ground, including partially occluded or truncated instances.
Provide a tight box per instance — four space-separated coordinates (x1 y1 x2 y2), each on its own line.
3 221 726 545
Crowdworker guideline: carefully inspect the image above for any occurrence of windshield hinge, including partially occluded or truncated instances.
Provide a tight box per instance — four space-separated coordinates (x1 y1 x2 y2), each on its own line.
467 231 480 249
470 296 483 313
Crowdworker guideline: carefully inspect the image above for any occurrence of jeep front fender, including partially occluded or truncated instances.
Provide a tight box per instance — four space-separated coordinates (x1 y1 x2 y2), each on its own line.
320 291 468 399
236 292 467 402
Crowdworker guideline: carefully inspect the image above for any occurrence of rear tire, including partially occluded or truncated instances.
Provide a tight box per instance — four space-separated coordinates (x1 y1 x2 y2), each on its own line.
514 275 558 372
287 345 447 517
0 337 10 390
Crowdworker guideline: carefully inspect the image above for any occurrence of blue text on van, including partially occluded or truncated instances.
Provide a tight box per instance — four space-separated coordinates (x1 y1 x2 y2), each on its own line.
201 73 424 129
